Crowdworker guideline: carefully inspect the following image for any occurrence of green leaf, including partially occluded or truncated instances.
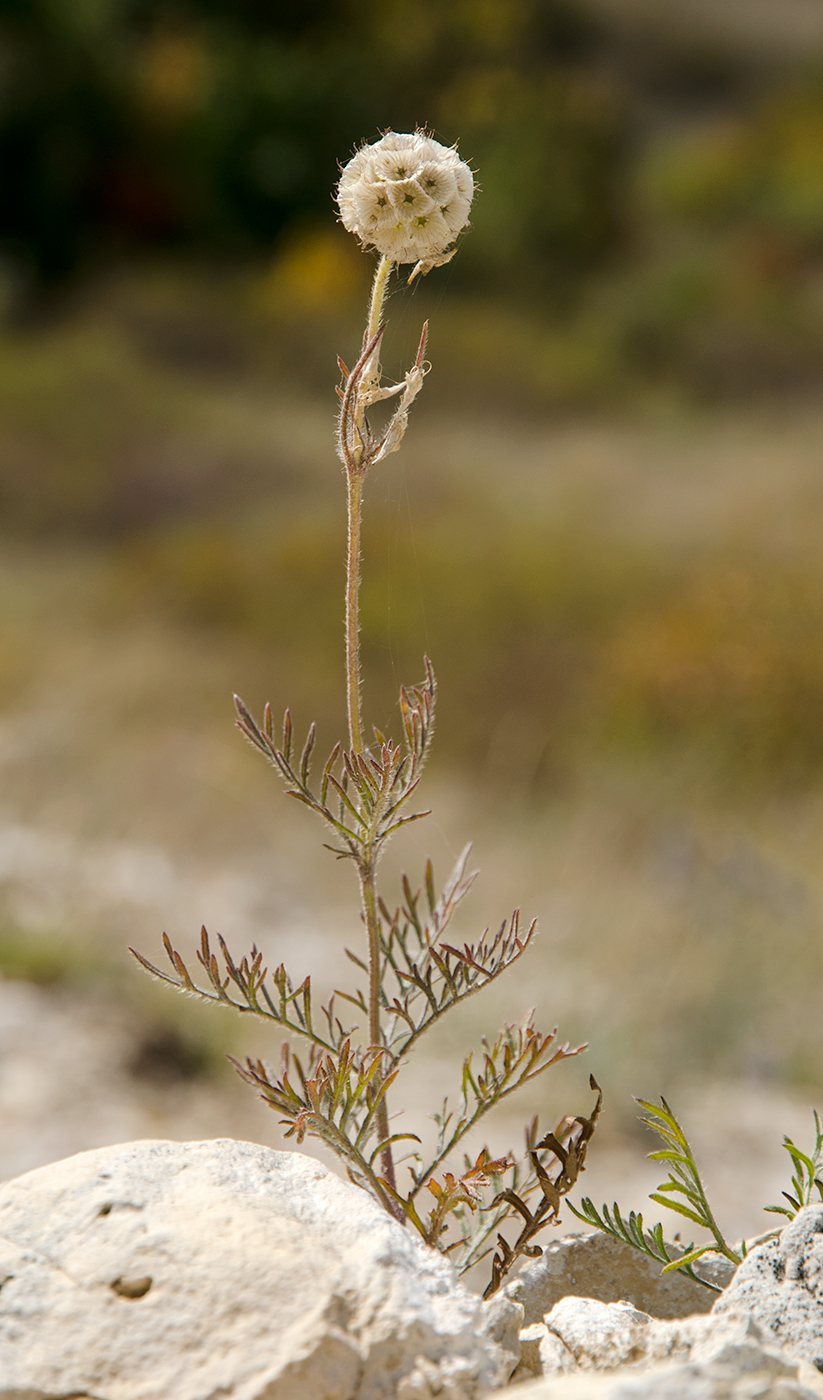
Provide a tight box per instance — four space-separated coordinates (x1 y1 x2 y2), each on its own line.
379 1178 427 1237
425 859 436 916
661 1245 713 1272
368 1132 422 1168
786 1145 815 1176
649 1194 706 1227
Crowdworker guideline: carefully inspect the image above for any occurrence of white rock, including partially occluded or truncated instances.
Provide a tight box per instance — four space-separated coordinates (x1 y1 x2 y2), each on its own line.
504 1231 735 1325
540 1326 580 1376
713 1206 823 1373
495 1359 821 1398
509 1298 697 1383
497 1312 820 1397
692 1309 799 1376
517 1323 559 1375
507 1294 822 1392
0 1137 520 1400
544 1298 654 1370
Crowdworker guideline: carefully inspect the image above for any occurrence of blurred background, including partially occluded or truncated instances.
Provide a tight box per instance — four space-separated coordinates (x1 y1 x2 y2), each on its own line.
1 0 823 1256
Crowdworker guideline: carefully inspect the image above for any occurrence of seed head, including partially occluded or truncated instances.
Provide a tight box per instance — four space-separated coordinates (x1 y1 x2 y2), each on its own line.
336 130 474 275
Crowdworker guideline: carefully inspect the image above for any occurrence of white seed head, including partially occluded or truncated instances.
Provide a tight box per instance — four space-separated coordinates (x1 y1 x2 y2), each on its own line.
337 130 474 269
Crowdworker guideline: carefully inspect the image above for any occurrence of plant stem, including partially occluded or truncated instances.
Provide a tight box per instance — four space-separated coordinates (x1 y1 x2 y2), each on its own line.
344 254 392 756
698 1184 742 1265
345 471 364 754
345 251 399 1211
360 859 398 1198
366 253 392 359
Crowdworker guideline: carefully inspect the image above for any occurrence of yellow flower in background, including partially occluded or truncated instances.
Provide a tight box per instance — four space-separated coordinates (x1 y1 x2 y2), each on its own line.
262 227 367 314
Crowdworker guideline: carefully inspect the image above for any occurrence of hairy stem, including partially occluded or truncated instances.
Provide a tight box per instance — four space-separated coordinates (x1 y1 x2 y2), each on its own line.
345 471 364 754
366 254 392 363
320 1098 402 1221
360 860 400 1203
345 251 400 1214
344 256 392 755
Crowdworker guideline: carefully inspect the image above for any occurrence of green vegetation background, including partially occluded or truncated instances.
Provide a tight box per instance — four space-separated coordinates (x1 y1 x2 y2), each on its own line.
5 0 823 783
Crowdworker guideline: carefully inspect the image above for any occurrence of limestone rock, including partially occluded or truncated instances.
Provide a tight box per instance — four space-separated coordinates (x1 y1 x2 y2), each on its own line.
509 1296 701 1383
544 1298 654 1370
505 1230 736 1325
690 1309 800 1374
496 1311 820 1399
713 1206 823 1373
519 1322 560 1377
507 1290 823 1388
0 1137 520 1400
496 1359 820 1399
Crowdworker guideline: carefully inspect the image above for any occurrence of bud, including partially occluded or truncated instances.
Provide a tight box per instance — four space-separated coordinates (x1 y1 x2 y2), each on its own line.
336 130 474 276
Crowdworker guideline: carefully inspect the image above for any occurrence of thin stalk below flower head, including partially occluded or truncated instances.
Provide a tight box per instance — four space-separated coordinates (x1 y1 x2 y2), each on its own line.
344 253 393 757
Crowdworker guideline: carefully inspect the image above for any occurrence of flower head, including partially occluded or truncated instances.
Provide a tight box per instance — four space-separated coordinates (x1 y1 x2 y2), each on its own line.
337 131 473 277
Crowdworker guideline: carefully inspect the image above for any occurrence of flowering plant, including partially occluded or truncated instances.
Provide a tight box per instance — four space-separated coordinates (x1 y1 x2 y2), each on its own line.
133 131 601 1292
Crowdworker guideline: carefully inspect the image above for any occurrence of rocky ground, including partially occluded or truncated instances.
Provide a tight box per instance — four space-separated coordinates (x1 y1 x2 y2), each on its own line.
0 968 818 1267
3 1135 823 1399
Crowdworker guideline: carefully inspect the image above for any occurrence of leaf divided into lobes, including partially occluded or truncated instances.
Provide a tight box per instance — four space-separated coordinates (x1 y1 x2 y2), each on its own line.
132 648 595 1285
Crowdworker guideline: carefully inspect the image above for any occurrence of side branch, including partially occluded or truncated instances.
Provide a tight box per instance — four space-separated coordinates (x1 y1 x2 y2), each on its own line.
483 1075 603 1296
129 928 348 1053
